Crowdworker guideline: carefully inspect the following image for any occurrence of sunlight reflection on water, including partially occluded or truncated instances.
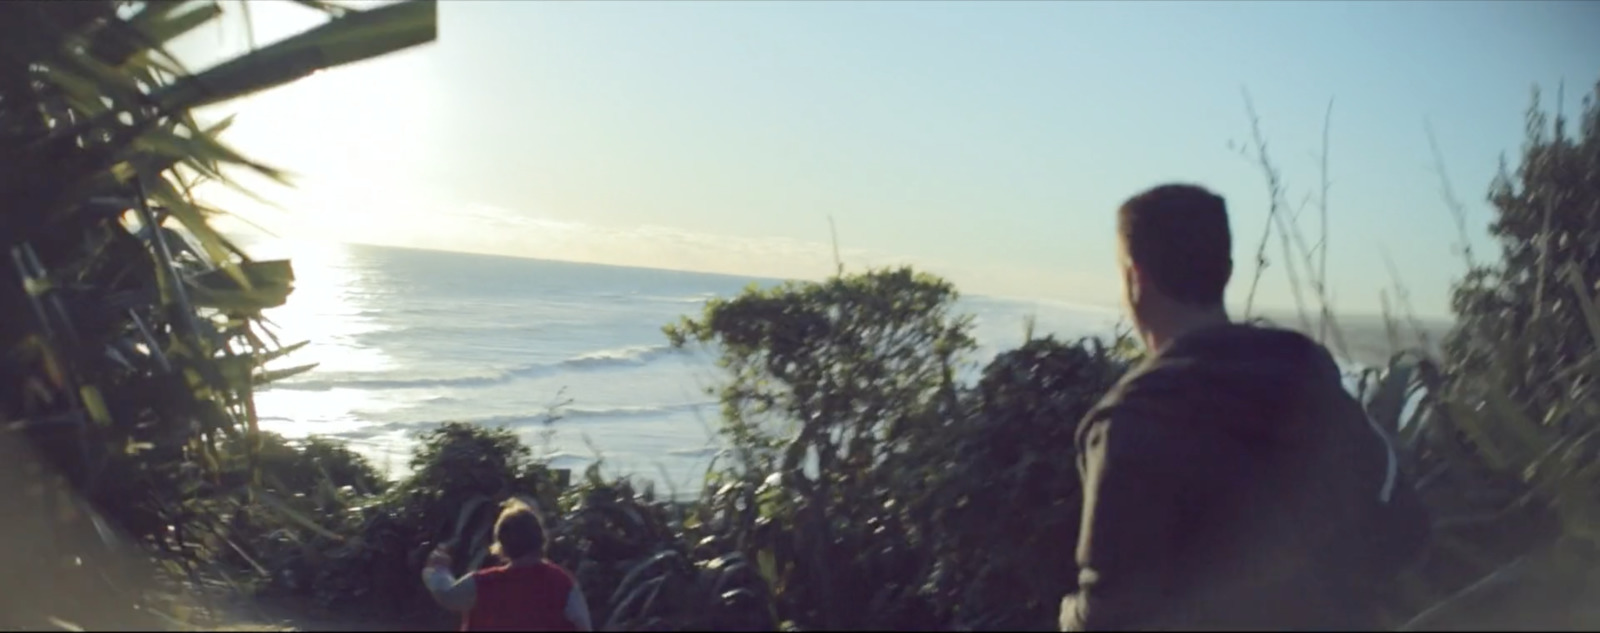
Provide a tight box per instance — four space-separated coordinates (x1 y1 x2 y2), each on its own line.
259 240 395 374
249 239 415 468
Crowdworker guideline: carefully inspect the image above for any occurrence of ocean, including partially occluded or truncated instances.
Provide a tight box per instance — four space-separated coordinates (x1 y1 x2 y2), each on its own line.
252 242 1127 491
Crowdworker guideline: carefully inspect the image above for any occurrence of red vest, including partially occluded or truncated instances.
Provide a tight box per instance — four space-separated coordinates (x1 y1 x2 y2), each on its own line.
462 561 578 632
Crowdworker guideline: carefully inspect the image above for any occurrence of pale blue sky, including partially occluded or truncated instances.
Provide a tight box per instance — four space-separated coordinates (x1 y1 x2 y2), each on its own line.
187 0 1599 319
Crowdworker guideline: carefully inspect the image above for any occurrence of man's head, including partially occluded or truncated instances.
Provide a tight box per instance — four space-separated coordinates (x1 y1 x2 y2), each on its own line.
490 499 547 561
1117 183 1233 348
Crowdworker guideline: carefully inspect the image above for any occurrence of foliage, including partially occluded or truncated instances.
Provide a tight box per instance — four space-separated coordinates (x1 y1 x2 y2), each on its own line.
239 274 1129 632
230 77 1600 630
1390 81 1600 631
665 267 974 630
665 268 974 474
922 335 1131 630
12 2 1597 630
0 0 434 628
225 421 774 632
661 268 1140 631
1246 79 1600 630
245 431 387 499
232 423 544 625
1447 82 1600 413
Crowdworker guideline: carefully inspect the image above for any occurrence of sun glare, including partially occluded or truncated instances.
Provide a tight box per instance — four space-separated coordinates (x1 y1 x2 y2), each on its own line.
254 239 393 375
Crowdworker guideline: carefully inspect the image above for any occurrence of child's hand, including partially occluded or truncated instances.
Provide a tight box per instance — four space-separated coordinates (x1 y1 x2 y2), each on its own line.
426 544 453 570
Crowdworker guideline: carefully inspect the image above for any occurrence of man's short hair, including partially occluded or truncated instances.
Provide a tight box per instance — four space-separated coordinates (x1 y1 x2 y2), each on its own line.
491 499 547 561
1118 184 1232 306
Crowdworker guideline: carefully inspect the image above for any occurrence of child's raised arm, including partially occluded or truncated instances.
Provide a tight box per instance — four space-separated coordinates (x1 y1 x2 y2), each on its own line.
421 545 478 613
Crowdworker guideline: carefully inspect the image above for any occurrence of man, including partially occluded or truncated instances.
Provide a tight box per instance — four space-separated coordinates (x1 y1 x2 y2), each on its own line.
1059 184 1431 631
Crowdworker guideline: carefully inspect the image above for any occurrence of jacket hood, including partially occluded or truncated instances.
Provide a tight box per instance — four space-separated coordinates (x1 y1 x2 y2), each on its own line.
1121 323 1348 448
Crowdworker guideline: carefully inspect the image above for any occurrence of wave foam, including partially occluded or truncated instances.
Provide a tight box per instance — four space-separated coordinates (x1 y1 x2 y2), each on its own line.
270 344 686 392
297 403 715 443
560 402 713 420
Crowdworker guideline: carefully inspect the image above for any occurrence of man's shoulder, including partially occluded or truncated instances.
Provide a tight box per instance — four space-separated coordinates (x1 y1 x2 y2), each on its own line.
1074 361 1215 458
1074 327 1307 457
1080 352 1203 424
1161 322 1327 361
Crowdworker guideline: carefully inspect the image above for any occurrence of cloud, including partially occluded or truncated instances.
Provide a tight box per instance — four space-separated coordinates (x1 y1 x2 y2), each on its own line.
384 203 861 281
200 174 1121 307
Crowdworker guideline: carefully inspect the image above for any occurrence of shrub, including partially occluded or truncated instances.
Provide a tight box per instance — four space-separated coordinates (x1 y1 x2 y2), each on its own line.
666 267 975 630
1391 81 1600 631
1244 79 1600 630
0 2 434 628
231 420 775 631
664 268 1140 631
922 335 1131 630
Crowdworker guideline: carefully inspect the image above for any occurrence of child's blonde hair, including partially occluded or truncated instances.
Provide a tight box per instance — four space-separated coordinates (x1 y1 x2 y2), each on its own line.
489 498 546 560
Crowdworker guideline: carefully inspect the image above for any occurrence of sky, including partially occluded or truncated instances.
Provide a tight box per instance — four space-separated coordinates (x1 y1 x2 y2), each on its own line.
174 0 1600 320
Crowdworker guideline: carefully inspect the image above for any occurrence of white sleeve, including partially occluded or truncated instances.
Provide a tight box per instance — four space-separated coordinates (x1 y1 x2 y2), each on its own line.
422 566 477 613
565 583 594 631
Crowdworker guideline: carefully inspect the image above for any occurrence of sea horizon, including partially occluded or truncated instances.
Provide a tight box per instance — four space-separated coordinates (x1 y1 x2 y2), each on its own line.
242 239 1446 489
243 236 1458 331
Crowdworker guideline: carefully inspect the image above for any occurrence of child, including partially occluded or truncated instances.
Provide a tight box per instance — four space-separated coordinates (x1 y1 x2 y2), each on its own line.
422 498 592 631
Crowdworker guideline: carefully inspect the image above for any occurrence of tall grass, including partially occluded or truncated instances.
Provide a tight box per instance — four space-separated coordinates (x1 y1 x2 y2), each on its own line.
1238 82 1600 630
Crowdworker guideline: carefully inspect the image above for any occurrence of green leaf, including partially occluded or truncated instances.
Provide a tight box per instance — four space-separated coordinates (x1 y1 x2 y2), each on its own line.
143 175 251 289
756 547 779 591
132 121 286 184
217 355 255 388
78 385 113 426
466 519 495 570
90 1 224 68
204 113 238 138
288 0 353 15
258 340 310 366
35 66 112 117
1565 264 1600 350
448 495 492 548
152 0 438 112
137 2 225 49
101 0 198 63
1480 386 1553 465
187 259 296 311
253 488 345 542
254 363 318 385
133 128 225 180
1441 400 1513 472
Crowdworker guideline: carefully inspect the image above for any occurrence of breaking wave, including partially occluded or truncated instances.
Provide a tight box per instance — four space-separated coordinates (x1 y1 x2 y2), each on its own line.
271 344 687 392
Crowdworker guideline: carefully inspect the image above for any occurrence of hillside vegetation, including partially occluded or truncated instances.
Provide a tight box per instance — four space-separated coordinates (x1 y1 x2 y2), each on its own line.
3 1 1599 630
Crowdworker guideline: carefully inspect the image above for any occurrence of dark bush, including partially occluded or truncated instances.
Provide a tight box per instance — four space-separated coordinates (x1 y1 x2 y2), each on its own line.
922 335 1131 630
